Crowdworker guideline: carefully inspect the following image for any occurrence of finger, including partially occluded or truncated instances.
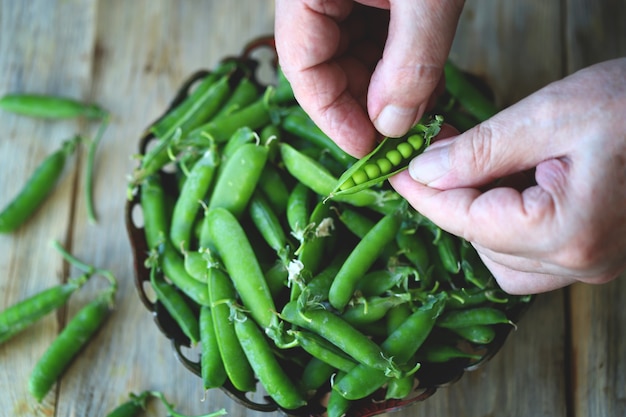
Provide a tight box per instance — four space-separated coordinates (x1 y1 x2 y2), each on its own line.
478 254 577 295
388 169 560 255
275 0 377 157
368 0 464 137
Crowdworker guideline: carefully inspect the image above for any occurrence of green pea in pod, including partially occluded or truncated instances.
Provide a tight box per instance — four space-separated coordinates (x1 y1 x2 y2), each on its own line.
328 115 443 198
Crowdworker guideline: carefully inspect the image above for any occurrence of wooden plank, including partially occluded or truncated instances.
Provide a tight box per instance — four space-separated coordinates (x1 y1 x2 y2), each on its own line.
449 0 564 108
54 1 276 416
0 1 98 415
565 0 626 72
565 2 626 417
570 278 626 417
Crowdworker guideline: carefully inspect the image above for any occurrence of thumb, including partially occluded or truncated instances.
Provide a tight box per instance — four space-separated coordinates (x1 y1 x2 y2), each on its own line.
368 0 464 138
407 114 554 190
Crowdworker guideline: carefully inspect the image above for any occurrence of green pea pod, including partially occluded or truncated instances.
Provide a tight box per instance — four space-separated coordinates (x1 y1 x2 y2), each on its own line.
329 116 443 198
257 163 290 215
161 242 211 306
286 182 312 240
279 142 382 207
444 60 498 123
206 142 268 218
206 207 277 330
385 374 415 400
199 306 227 389
208 266 256 393
0 275 88 345
449 324 496 345
416 343 483 363
326 378 353 417
333 293 447 400
329 213 401 311
170 145 219 251
289 330 357 373
340 293 412 327
248 190 290 262
105 391 150 417
280 301 401 378
150 264 200 345
281 106 355 167
233 311 307 410
300 357 336 392
139 174 170 250
150 66 235 140
29 289 115 402
212 76 259 119
0 137 79 233
437 307 513 329
0 93 107 120
186 87 274 144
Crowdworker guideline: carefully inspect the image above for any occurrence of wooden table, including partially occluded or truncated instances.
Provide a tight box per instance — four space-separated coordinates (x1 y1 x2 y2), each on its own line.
1 1 624 416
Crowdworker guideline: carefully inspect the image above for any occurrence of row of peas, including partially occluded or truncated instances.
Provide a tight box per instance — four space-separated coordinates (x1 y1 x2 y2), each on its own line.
129 53 532 417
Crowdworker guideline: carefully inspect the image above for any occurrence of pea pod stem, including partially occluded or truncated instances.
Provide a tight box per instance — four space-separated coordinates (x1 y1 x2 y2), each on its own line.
85 114 111 224
107 390 226 417
51 240 118 291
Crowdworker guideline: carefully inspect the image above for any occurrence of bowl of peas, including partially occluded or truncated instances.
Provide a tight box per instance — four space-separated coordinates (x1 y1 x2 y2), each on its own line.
125 36 533 417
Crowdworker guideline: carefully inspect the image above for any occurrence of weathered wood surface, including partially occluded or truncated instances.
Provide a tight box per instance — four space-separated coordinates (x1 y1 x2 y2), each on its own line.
0 1 623 416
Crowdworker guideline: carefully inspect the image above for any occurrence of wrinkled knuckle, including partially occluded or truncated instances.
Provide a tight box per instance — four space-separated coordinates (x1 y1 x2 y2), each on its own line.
464 123 497 173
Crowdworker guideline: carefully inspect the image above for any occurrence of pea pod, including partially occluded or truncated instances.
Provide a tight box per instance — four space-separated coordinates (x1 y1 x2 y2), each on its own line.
329 213 401 311
205 207 277 330
281 106 355 167
329 116 443 197
170 145 219 251
0 93 107 120
0 136 79 233
186 88 274 144
208 266 256 393
449 324 496 344
150 68 234 141
248 190 291 262
0 275 88 345
105 391 150 417
289 329 357 373
28 288 115 402
437 307 513 329
280 301 401 378
199 306 227 389
333 293 447 400
416 343 483 363
300 357 336 392
279 142 382 207
233 310 307 410
205 141 268 218
150 263 200 345
444 60 498 122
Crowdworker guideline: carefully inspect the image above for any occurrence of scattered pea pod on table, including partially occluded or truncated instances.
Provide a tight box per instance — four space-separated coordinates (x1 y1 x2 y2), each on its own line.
127 55 532 415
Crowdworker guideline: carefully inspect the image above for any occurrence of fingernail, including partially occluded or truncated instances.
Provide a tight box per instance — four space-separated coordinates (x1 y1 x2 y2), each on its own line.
408 143 450 185
374 105 416 137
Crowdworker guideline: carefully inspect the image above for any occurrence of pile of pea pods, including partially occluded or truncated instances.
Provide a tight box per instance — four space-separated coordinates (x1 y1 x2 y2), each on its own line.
128 54 532 416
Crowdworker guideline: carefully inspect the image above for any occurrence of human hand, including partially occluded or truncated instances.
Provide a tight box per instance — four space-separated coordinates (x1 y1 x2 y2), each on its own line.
274 0 465 157
390 58 626 294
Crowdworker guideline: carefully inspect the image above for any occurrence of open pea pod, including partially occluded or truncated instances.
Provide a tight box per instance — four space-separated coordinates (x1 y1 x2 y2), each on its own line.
328 115 443 198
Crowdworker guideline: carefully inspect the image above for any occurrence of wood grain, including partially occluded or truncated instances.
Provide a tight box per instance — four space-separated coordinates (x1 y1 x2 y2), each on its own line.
0 1 623 417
